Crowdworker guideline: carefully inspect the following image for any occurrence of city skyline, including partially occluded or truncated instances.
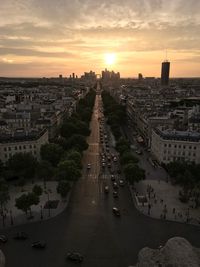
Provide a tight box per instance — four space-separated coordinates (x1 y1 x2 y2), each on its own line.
0 0 200 77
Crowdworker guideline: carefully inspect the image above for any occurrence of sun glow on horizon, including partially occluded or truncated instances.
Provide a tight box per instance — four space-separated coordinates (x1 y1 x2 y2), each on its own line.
104 53 116 66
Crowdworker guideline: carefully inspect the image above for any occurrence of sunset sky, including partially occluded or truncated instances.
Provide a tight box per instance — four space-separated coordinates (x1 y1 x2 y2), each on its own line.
0 0 200 78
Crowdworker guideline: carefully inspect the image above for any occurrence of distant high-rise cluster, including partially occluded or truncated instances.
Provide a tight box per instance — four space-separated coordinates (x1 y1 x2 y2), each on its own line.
161 61 170 86
101 69 120 81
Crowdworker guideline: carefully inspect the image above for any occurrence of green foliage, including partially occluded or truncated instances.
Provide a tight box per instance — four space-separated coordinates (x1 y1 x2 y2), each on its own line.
40 143 64 166
15 192 39 215
7 152 37 179
57 180 71 198
36 160 54 180
120 151 139 165
32 184 43 196
116 137 130 154
66 134 88 152
57 160 81 181
124 163 145 185
64 150 82 169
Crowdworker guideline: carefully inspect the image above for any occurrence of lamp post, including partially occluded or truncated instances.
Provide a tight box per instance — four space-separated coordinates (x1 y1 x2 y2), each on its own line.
10 209 13 225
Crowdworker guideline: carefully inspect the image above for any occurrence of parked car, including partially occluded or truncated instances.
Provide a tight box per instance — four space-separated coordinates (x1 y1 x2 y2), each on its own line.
119 179 125 187
31 241 46 249
113 182 118 189
66 252 84 263
135 150 142 155
111 175 115 181
112 207 120 216
87 163 91 169
13 232 28 240
0 235 7 243
113 191 118 198
104 185 109 193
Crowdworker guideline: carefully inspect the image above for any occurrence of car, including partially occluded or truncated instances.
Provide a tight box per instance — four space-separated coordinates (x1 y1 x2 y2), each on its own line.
113 191 118 198
104 185 109 193
135 150 142 155
66 252 84 263
113 182 118 189
32 241 46 249
111 175 115 181
102 162 106 167
113 157 117 162
112 207 120 216
119 179 125 187
0 235 7 243
87 163 91 169
13 232 28 240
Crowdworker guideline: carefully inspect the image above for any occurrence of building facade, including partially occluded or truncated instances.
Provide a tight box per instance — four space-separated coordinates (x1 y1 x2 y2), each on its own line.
151 127 200 164
0 129 48 163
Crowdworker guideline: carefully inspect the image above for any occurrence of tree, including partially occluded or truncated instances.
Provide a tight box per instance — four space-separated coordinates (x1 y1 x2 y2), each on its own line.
32 184 43 196
66 134 88 152
7 152 37 179
57 160 81 181
116 137 130 154
36 160 54 184
64 150 82 169
120 151 139 165
0 178 10 209
15 192 39 217
124 163 145 185
40 143 64 166
57 180 71 198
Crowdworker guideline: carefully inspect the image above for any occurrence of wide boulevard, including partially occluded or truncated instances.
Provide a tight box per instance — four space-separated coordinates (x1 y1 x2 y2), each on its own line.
1 85 200 267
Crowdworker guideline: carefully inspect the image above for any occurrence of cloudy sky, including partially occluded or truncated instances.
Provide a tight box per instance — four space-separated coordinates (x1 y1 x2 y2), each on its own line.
0 0 200 77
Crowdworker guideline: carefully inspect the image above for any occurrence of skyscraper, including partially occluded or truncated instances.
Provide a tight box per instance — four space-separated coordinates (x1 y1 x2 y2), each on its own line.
161 61 170 86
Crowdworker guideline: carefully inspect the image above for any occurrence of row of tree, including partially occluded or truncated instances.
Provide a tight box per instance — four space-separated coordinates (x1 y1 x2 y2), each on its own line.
101 91 145 185
0 88 96 212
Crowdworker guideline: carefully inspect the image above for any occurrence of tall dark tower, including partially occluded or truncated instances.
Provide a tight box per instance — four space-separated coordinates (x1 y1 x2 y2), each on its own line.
161 60 170 86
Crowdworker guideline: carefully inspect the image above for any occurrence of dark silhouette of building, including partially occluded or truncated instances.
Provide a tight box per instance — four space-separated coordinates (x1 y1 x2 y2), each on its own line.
161 61 170 86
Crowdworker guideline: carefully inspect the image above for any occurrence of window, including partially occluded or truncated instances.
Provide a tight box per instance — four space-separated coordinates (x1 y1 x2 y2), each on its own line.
4 147 7 151
164 150 166 154
179 145 181 148
182 152 185 156
174 145 177 148
29 145 32 148
23 145 26 149
8 147 11 151
183 145 185 149
34 144 36 148
193 153 196 157
5 154 7 158
164 144 167 147
168 144 171 147
34 151 37 155
189 146 191 149
19 146 22 150
15 146 17 150
194 146 196 150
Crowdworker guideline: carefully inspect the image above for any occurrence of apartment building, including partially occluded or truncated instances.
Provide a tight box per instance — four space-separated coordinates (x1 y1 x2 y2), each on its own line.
151 127 200 164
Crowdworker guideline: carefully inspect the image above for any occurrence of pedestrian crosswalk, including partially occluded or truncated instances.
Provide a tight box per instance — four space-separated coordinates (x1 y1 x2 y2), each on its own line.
82 173 111 180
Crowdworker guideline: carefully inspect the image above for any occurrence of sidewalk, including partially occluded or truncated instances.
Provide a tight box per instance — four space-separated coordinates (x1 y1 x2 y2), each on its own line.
0 181 70 229
130 179 200 226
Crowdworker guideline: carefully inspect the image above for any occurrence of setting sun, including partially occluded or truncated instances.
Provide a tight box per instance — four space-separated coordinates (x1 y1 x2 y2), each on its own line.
104 53 116 66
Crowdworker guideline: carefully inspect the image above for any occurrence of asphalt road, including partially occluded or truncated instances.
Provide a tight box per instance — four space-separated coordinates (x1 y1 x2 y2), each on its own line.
1 89 200 267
